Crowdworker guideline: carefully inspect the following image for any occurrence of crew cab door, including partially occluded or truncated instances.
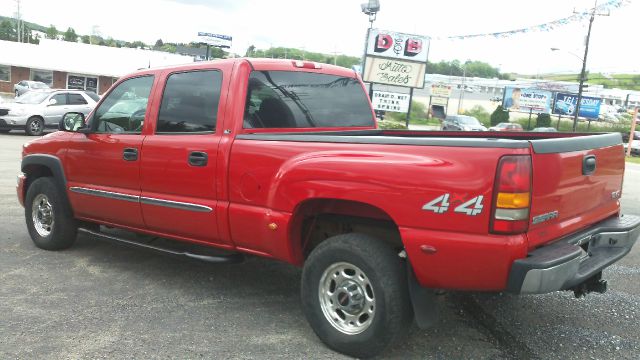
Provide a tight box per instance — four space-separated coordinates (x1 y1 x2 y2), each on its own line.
64 75 156 228
139 68 230 245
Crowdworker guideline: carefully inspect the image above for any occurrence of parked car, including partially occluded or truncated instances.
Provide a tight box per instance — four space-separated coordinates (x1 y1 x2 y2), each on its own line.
490 96 502 102
488 122 524 131
16 58 639 358
531 127 557 132
441 115 486 131
13 80 50 97
0 90 99 135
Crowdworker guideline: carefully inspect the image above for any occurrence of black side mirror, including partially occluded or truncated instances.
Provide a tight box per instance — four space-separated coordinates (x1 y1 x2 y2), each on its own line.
59 112 86 132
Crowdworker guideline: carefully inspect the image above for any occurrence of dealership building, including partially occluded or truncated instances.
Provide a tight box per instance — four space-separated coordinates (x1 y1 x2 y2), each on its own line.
0 39 194 95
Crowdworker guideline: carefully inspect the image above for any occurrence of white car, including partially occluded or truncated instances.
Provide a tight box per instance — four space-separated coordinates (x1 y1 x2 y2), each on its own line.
0 90 99 136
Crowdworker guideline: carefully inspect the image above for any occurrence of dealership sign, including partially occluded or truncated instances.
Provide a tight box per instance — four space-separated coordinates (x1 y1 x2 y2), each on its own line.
503 87 553 113
553 93 602 119
197 32 233 48
431 83 452 97
371 91 410 113
363 57 426 88
366 29 429 63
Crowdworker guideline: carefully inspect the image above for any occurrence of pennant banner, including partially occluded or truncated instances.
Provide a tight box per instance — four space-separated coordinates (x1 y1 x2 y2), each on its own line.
433 0 630 40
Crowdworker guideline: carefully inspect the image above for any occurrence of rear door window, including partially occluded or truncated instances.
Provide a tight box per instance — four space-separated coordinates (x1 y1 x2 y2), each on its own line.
69 93 88 105
156 70 222 133
243 71 374 129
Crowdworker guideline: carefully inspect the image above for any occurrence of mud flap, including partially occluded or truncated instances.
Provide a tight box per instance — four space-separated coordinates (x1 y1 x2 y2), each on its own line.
407 262 439 329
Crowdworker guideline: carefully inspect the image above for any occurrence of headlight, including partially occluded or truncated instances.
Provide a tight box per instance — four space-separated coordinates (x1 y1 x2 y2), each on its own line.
463 126 471 131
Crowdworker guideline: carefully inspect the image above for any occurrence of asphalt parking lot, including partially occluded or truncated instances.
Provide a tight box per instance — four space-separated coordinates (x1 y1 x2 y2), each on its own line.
1 132 639 359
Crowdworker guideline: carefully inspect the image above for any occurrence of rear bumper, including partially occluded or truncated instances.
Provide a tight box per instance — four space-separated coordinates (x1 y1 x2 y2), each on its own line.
507 214 640 294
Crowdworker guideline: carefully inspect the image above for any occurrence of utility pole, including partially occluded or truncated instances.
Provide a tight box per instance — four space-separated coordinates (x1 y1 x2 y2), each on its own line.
572 0 609 132
15 0 22 43
627 107 638 158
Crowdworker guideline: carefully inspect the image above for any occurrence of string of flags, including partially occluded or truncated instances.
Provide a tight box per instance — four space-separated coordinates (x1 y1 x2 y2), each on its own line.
432 0 630 40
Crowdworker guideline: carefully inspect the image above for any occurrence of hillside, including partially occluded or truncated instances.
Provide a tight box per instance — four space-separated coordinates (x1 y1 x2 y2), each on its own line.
0 15 46 32
523 72 640 91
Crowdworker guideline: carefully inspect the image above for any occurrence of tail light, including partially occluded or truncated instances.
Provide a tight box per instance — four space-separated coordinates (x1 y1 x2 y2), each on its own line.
292 60 322 69
490 155 532 234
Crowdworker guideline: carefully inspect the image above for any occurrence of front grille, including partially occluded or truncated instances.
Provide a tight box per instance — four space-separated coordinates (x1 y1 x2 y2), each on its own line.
0 109 8 116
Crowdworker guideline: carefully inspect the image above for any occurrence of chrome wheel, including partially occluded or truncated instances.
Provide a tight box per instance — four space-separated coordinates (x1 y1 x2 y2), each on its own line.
32 194 54 237
319 262 375 335
29 119 42 134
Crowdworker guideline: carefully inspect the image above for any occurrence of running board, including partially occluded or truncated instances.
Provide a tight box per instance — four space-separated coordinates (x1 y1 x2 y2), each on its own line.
78 227 244 264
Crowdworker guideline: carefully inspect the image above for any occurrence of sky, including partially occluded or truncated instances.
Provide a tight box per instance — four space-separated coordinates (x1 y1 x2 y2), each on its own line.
1 0 639 75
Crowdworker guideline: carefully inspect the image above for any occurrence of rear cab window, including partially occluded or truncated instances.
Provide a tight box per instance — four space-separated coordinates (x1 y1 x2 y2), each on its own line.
243 71 374 129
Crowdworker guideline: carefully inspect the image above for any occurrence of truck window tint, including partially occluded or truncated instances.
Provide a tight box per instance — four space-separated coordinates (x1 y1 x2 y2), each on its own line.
243 71 374 129
157 70 222 133
91 76 154 134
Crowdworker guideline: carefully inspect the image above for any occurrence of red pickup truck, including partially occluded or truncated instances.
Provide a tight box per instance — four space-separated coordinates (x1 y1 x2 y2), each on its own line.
17 58 640 358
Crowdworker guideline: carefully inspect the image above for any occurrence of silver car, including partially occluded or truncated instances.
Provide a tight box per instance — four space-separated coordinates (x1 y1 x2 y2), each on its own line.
0 90 99 136
13 80 50 97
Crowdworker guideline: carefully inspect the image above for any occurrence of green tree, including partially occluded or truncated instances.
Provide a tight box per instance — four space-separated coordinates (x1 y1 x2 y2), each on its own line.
63 27 78 42
245 45 255 57
490 105 510 126
80 35 90 44
536 113 552 128
45 24 58 39
0 19 17 41
154 38 164 48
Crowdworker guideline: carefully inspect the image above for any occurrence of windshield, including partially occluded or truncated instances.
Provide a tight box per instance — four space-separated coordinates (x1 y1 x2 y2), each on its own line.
243 71 374 128
458 117 480 125
16 92 50 104
31 82 49 89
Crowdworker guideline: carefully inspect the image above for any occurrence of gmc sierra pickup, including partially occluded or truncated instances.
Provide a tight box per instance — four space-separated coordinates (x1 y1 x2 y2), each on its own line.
17 58 639 358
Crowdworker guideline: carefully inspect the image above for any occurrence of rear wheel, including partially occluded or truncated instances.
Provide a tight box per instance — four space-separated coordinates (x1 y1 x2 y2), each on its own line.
25 177 77 250
26 116 44 136
301 233 413 358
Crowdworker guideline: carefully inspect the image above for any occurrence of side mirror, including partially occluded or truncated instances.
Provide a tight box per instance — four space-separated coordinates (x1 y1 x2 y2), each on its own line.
48 98 58 106
59 112 86 132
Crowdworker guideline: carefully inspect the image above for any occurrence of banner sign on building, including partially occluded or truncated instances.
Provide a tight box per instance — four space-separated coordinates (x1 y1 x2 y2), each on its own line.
503 87 553 113
371 91 411 113
197 32 233 48
431 83 452 98
553 93 602 119
363 57 426 88
366 29 429 63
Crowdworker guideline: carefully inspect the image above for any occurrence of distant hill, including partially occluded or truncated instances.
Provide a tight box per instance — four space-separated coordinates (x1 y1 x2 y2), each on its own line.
0 15 47 32
522 72 640 91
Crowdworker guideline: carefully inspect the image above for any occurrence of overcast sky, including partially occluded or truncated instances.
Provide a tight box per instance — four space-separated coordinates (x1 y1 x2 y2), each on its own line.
1 0 638 74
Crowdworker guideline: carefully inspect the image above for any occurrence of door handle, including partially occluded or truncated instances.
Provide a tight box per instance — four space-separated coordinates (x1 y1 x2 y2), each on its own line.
123 148 138 161
188 151 208 167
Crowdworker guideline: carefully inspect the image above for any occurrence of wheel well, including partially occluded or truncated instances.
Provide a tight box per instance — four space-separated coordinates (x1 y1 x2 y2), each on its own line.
28 115 44 122
290 199 402 264
22 164 53 195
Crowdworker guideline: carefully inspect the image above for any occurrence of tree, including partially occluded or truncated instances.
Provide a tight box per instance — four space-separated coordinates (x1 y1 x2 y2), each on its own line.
63 27 78 42
154 38 164 48
80 35 90 44
245 45 255 57
536 113 552 128
0 19 17 41
45 25 58 39
490 105 510 126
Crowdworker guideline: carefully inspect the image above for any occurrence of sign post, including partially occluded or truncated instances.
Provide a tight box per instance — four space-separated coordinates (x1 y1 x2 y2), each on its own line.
628 107 638 158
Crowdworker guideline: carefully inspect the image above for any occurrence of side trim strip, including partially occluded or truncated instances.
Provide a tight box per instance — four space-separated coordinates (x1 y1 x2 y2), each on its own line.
69 187 213 213
70 186 139 203
140 196 213 213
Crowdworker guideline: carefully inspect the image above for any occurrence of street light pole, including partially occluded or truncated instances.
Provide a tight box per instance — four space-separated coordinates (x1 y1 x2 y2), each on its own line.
457 66 466 114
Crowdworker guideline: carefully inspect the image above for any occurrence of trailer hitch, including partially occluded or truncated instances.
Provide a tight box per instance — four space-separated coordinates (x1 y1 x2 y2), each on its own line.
572 272 608 298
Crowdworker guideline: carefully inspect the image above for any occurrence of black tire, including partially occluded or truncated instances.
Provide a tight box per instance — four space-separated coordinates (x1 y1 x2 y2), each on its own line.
301 233 413 358
25 116 44 136
25 177 77 250
0 129 9 133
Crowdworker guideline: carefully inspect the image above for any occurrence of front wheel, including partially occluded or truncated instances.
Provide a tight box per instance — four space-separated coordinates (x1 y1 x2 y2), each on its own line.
25 177 77 250
26 117 44 136
301 233 413 358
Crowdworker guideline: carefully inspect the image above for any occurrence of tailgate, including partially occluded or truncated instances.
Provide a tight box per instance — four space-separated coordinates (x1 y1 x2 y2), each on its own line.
527 133 625 249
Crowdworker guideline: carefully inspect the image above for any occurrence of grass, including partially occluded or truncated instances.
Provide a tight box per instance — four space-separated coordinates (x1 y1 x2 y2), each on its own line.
626 156 640 164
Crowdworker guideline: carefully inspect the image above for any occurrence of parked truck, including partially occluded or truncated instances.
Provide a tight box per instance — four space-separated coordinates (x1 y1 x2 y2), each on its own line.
18 58 639 358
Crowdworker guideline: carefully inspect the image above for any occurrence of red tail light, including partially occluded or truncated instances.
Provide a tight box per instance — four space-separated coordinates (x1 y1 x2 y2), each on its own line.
490 155 532 234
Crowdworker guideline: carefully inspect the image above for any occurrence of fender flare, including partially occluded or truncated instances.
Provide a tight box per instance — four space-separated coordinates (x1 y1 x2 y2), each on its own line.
21 154 70 206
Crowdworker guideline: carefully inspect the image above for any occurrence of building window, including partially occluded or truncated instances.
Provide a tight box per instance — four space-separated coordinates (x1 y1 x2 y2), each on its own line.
30 69 53 86
0 65 10 82
67 74 99 93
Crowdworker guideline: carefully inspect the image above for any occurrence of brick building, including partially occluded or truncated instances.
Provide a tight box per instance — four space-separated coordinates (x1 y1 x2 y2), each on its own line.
0 39 194 95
